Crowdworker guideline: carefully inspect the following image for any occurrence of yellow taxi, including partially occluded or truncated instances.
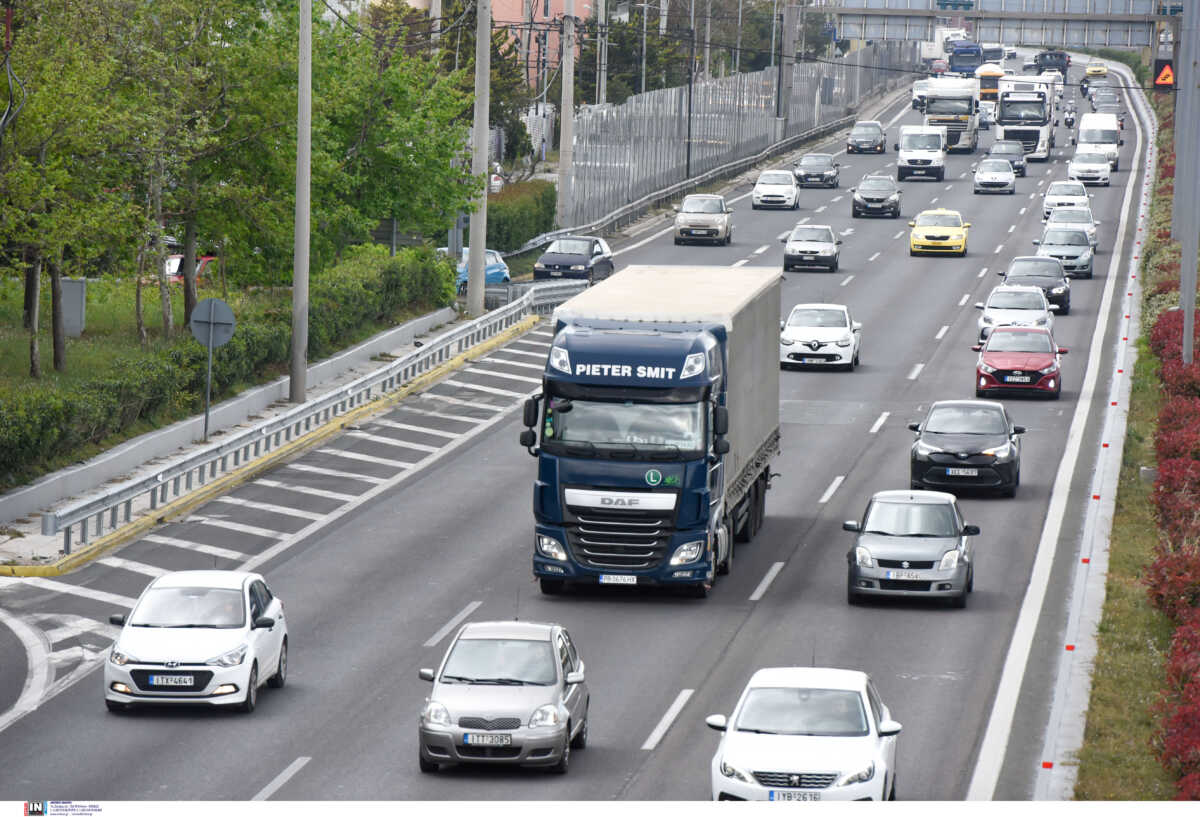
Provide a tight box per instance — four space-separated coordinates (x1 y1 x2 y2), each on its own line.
909 208 970 257
1086 60 1108 77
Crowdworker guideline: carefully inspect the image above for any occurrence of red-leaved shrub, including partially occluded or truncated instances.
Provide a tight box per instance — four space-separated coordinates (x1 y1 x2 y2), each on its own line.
1159 397 1200 436
1145 544 1200 623
1161 358 1200 398
1152 458 1200 549
1151 309 1200 361
1157 613 1200 785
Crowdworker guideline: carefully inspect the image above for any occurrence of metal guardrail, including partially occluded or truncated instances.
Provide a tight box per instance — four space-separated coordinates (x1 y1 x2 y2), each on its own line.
43 280 588 552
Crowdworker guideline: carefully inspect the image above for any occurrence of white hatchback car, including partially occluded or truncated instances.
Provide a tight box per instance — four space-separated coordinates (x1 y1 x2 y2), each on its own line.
975 284 1057 341
104 570 287 713
1042 180 1091 219
707 667 901 801
780 303 862 370
752 169 801 210
1044 206 1100 247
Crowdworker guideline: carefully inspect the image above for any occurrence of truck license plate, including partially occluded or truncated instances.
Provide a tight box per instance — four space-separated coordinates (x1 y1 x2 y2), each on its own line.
599 574 637 585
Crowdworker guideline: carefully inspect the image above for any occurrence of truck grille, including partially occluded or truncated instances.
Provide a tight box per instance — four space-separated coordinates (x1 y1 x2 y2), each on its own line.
1002 129 1040 153
565 505 673 570
907 158 932 166
752 771 837 789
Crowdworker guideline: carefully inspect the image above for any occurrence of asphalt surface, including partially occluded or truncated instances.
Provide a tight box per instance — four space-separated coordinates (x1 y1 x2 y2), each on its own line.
0 59 1145 801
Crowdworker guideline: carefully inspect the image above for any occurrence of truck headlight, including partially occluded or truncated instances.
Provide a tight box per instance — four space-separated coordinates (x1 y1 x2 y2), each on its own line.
855 546 874 568
938 550 960 570
836 762 875 786
680 352 706 379
549 346 571 375
536 534 568 561
670 541 705 566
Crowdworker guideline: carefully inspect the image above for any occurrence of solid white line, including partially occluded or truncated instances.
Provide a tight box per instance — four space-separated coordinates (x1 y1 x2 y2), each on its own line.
892 230 904 239
0 602 52 736
424 601 483 648
831 195 843 202
211 496 327 521
840 275 854 287
315 448 412 468
252 757 312 802
464 368 542 385
282 463 386 484
641 689 695 751
994 244 1004 254
753 244 769 255
818 475 845 504
98 556 168 578
959 292 971 306
749 562 786 602
731 259 749 267
495 347 549 360
256 478 357 502
143 533 249 562
419 394 505 413
935 325 949 340
967 70 1146 801
442 378 529 398
374 419 461 438
907 363 924 380
868 251 880 262
869 411 889 434
527 330 554 338
4 576 137 608
1019 207 1027 215
814 205 827 213
183 515 288 540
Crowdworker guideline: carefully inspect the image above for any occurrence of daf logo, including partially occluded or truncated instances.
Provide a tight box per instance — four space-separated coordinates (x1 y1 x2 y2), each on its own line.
164 661 180 668
600 497 640 507
789 774 801 786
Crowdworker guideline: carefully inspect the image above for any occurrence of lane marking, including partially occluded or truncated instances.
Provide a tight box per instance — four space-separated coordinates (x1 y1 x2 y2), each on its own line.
840 275 854 287
818 475 845 504
211 496 327 521
97 556 169 578
777 230 790 240
907 363 924 380
418 393 507 413
731 259 749 267
869 411 889 434
1008 225 1016 233
0 603 52 736
253 757 312 802
45 619 120 644
374 419 462 438
0 576 137 609
641 689 695 751
486 347 546 360
423 600 483 648
753 245 769 255
798 217 811 224
814 205 827 213
528 330 553 338
256 479 357 502
930 197 938 204
994 244 1004 254
936 325 949 340
978 266 989 278
831 195 843 202
1019 207 1027 215
463 368 542 385
315 447 413 469
344 430 437 453
187 515 287 540
892 230 904 239
868 251 880 262
749 562 786 602
143 533 249 562
1028 192 1036 199
946 183 955 189
476 357 545 371
442 378 529 398
959 292 971 306
282 462 386 484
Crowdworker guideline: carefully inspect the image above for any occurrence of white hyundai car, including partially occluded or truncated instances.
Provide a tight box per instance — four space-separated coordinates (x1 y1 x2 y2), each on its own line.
707 667 901 801
104 570 287 713
780 303 862 371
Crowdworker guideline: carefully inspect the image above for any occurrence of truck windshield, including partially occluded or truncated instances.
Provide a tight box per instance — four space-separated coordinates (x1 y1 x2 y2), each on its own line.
998 100 1046 120
901 134 941 150
543 398 705 456
926 98 972 115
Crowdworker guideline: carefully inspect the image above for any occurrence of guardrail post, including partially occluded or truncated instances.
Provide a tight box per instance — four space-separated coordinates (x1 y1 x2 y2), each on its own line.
64 526 72 555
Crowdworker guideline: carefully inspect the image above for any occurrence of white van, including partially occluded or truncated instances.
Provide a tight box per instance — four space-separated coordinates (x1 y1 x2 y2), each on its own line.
894 125 948 181
1073 112 1124 171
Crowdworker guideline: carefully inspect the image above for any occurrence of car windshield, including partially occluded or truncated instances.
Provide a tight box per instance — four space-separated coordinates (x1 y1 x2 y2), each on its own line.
989 291 1045 310
543 397 704 454
851 125 881 137
758 172 794 185
1079 128 1119 144
681 197 724 214
1047 182 1085 197
863 500 960 537
924 405 1008 435
990 143 1021 155
978 160 1010 173
1043 230 1089 246
987 331 1054 353
1048 210 1092 225
736 687 869 737
440 638 557 685
926 97 972 115
799 155 832 168
1008 259 1062 277
1074 153 1107 164
901 133 942 150
547 238 591 255
915 213 961 227
859 178 893 192
787 308 847 328
129 587 245 628
789 227 834 243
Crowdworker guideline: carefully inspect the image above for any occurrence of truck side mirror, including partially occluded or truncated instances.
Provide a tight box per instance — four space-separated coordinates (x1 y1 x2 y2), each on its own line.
713 437 731 456
713 405 730 436
519 429 537 449
522 397 539 427
894 143 900 151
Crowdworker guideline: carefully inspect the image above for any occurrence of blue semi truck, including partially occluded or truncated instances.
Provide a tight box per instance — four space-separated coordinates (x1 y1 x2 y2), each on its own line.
518 266 781 597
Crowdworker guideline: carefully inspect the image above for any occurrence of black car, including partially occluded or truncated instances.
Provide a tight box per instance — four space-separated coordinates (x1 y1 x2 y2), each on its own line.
793 153 840 188
999 256 1071 314
846 121 886 154
532 235 614 283
987 140 1027 176
1035 50 1069 75
909 400 1024 497
850 175 902 218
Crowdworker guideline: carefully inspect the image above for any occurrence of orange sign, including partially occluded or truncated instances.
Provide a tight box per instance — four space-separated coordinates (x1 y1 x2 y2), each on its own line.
1155 59 1175 89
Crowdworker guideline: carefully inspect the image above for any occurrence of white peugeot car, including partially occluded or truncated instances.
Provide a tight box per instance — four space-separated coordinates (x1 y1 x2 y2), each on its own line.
1067 149 1113 186
104 570 287 713
752 169 801 210
707 667 901 801
972 158 1017 195
1042 180 1092 219
780 303 862 371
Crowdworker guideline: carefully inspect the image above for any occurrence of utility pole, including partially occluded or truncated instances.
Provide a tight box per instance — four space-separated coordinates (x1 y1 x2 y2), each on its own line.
431 0 442 47
769 0 778 68
289 0 311 403
521 0 533 85
703 0 711 77
659 0 667 35
556 0 576 228
639 3 648 94
466 0 492 318
1176 7 1199 364
598 0 608 104
735 0 743 73
686 27 695 178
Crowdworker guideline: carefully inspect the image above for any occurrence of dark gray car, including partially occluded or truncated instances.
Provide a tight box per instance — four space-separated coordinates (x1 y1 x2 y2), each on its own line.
1000 256 1071 314
986 140 1027 176
418 621 590 774
844 490 980 609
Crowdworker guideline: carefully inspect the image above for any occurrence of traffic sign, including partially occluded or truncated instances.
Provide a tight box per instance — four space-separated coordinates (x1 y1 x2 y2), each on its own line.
191 298 236 441
1155 58 1176 90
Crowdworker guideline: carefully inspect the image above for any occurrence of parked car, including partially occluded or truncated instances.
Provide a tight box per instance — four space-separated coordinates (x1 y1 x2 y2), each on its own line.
972 325 1067 400
844 490 979 608
673 194 734 245
104 570 287 713
850 175 902 219
752 169 801 210
418 621 588 773
439 247 512 293
908 399 1025 496
779 302 861 370
781 224 842 272
706 667 901 801
533 236 614 280
165 254 218 284
793 153 840 188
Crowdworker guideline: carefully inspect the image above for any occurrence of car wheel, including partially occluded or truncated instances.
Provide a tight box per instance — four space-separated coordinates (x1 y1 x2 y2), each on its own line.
792 199 799 210
571 708 589 749
419 751 439 773
1061 303 1070 316
909 247 917 257
959 246 968 257
673 237 681 245
851 209 859 218
847 576 862 606
950 587 969 609
540 578 565 595
889 776 898 801
751 203 759 210
892 209 901 219
1002 470 1019 498
968 567 975 593
937 170 945 181
267 637 287 689
240 662 258 713
549 731 571 774
1009 188 1016 195
831 258 839 273
976 388 986 398
973 188 980 195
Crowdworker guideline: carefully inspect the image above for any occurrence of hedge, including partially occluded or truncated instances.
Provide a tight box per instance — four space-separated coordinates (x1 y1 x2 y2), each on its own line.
0 245 455 488
486 180 556 252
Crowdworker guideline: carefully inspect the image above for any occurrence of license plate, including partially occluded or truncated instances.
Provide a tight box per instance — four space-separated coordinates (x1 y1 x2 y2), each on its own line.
912 169 926 175
689 230 708 236
599 574 637 585
464 733 512 746
886 570 924 581
802 255 815 261
550 269 562 277
770 791 821 802
946 467 979 477
148 674 193 687
800 358 823 364
868 203 882 208
1005 376 1032 383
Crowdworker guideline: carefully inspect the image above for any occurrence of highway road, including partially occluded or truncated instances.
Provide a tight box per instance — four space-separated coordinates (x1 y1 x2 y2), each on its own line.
0 58 1147 801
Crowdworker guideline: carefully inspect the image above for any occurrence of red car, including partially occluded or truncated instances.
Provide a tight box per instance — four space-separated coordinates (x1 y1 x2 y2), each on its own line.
166 254 217 284
972 326 1067 399
930 59 949 74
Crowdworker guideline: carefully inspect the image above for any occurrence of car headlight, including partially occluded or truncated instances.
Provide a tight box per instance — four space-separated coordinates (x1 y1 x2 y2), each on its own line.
819 248 835 256
836 762 875 787
529 704 561 728
1034 316 1048 325
979 361 997 374
1079 249 1094 263
853 192 866 202
1051 286 1067 294
670 541 705 566
855 546 874 568
938 549 961 570
835 337 852 347
207 644 248 668
887 193 899 202
916 440 943 456
534 264 548 271
786 244 801 253
824 169 837 176
931 156 945 165
780 337 794 346
109 649 139 666
569 264 586 271
422 701 451 727
536 534 568 561
982 442 1012 458
720 759 752 782
1038 363 1059 374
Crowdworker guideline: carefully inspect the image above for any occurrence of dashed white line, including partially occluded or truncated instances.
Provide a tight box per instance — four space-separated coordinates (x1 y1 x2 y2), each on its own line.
642 689 695 751
749 562 786 602
994 244 1004 254
868 251 880 262
731 259 749 267
936 325 949 340
777 230 790 240
818 475 845 504
1019 207 1027 215
814 205 827 213
424 600 483 648
831 195 843 202
907 363 925 380
959 292 971 306
1008 225 1016 233
477 357 545 371
1028 192 1036 199
869 411 889 434
947 183 956 189
840 275 854 287
253 757 312 802
892 230 904 240
798 216 811 224
753 245 769 255
443 378 530 398
930 197 939 204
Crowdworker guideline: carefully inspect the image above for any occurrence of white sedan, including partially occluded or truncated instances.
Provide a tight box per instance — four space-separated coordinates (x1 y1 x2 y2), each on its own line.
1045 206 1100 247
1067 150 1113 186
1042 180 1092 219
972 158 1016 195
104 570 287 713
707 667 902 801
752 169 801 210
780 303 862 371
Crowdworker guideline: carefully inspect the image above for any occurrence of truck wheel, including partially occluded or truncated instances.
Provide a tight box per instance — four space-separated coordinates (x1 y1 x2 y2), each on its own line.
717 539 733 575
539 578 565 595
753 477 767 537
686 583 709 599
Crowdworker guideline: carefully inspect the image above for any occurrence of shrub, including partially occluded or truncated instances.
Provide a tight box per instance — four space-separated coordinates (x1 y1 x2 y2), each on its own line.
1161 358 1200 398
486 180 557 252
1157 612 1200 786
1151 308 1200 362
1154 458 1200 545
1145 543 1200 623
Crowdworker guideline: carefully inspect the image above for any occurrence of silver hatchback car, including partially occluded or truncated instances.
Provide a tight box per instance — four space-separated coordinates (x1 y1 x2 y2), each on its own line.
418 621 589 773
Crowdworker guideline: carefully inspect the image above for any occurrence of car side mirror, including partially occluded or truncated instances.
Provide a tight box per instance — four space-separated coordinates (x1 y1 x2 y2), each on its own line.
971 344 982 352
907 221 915 227
842 520 861 532
1013 425 1026 434
1058 347 1069 355
834 161 841 167
419 668 435 682
713 405 730 436
974 302 985 309
1032 239 1040 245
964 223 972 228
713 437 731 456
780 237 787 243
522 397 539 427
109 614 126 626
253 616 275 630
963 524 981 536
705 714 728 732
565 670 585 685
907 422 921 432
849 187 856 193
672 204 680 213
852 321 862 332
836 239 843 245
879 719 903 737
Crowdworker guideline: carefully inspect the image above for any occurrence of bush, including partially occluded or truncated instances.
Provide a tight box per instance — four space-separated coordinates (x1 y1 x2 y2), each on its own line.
1157 397 1200 461
1153 458 1200 546
1157 611 1200 783
1151 308 1200 361
486 180 557 252
1145 543 1200 623
1161 358 1200 399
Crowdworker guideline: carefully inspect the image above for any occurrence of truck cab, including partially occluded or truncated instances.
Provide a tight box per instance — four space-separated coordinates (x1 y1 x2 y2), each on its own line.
895 125 948 180
923 78 979 152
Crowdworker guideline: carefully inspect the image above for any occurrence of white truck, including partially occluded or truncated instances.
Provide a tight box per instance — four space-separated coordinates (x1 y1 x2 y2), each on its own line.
921 25 969 66
996 76 1058 159
923 77 980 152
895 124 948 181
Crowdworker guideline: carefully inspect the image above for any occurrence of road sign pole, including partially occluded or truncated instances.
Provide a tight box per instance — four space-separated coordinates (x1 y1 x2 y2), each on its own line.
191 298 236 444
1178 8 1199 364
205 317 215 442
